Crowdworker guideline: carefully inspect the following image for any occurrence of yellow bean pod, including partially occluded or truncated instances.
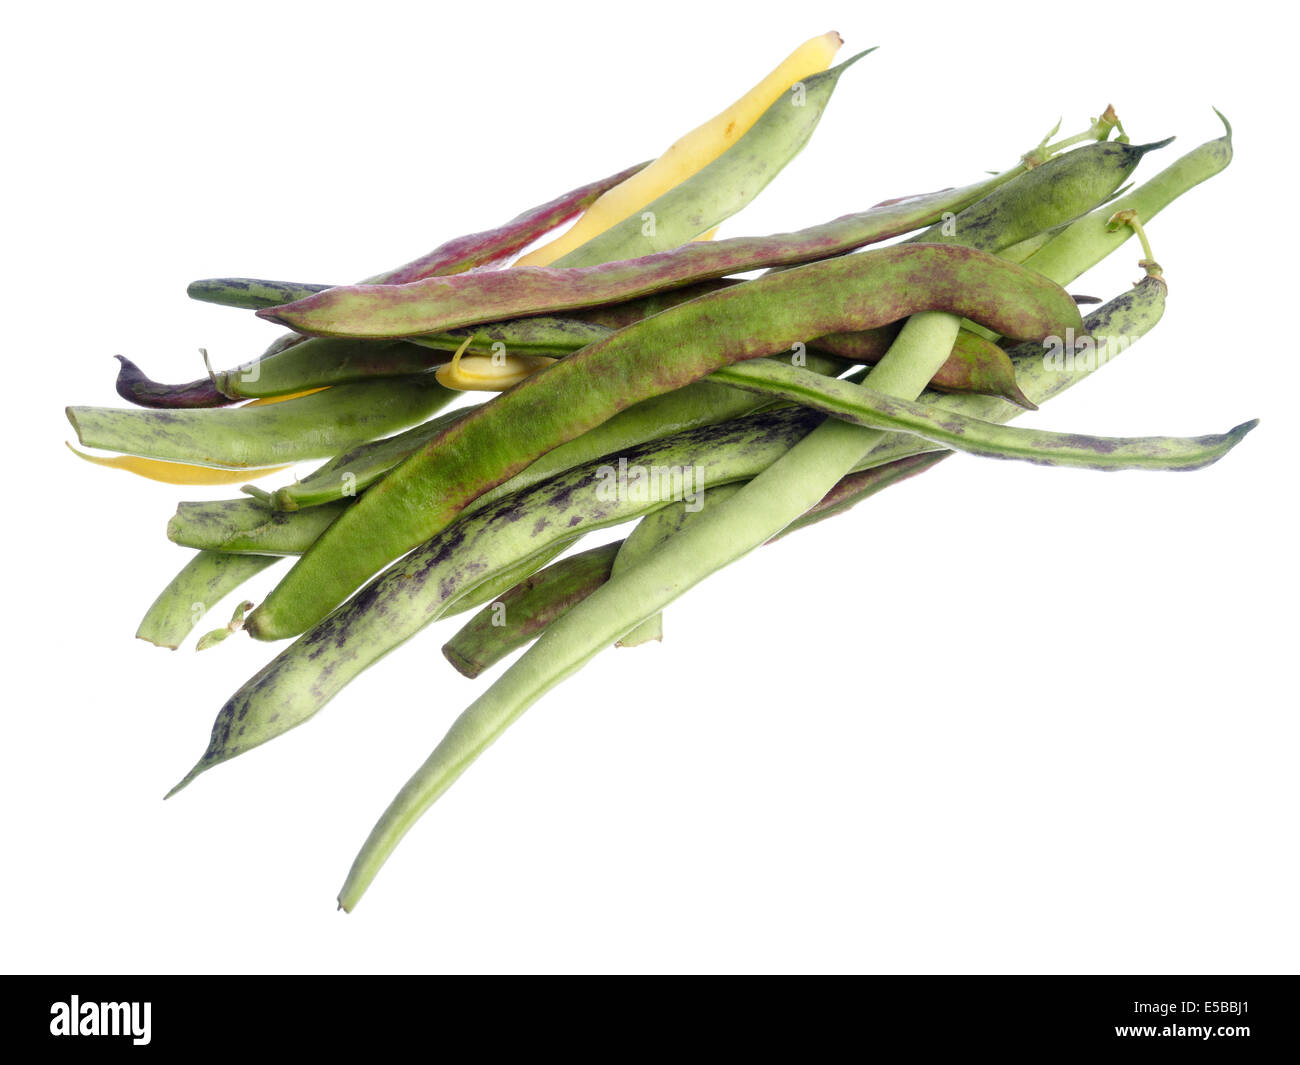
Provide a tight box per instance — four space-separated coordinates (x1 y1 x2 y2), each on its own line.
511 30 841 267
66 444 290 485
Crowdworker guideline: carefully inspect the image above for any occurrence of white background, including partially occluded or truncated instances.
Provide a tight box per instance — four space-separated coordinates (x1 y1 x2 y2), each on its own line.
4 1 1294 974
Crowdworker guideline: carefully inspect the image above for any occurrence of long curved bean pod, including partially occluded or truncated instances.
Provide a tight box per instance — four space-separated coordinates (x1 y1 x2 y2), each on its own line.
136 551 282 650
68 375 454 468
170 407 831 792
442 542 624 679
905 138 1172 250
248 244 1084 640
548 49 872 268
257 169 1051 339
711 359 1256 471
334 135 1184 908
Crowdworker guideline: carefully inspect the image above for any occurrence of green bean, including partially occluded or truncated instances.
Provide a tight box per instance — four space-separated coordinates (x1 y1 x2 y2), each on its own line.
248 244 1083 641
710 358 1255 471
333 134 1173 909
168 498 350 555
136 551 282 650
906 138 1172 250
257 161 1055 340
68 375 453 468
612 483 745 646
550 50 872 267
442 543 624 679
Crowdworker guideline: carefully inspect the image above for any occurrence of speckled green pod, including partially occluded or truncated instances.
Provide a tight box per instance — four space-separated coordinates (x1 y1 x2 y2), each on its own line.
136 551 281 649
68 375 453 468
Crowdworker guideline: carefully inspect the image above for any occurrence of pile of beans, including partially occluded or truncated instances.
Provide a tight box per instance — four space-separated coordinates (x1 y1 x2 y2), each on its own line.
65 38 1248 909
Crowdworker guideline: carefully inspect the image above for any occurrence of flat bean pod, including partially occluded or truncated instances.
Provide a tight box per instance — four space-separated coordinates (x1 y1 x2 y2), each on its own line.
1018 112 1231 286
249 244 1084 641
442 542 624 679
257 177 1040 340
906 138 1172 250
136 551 282 650
169 498 350 555
712 359 1255 471
69 375 454 468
